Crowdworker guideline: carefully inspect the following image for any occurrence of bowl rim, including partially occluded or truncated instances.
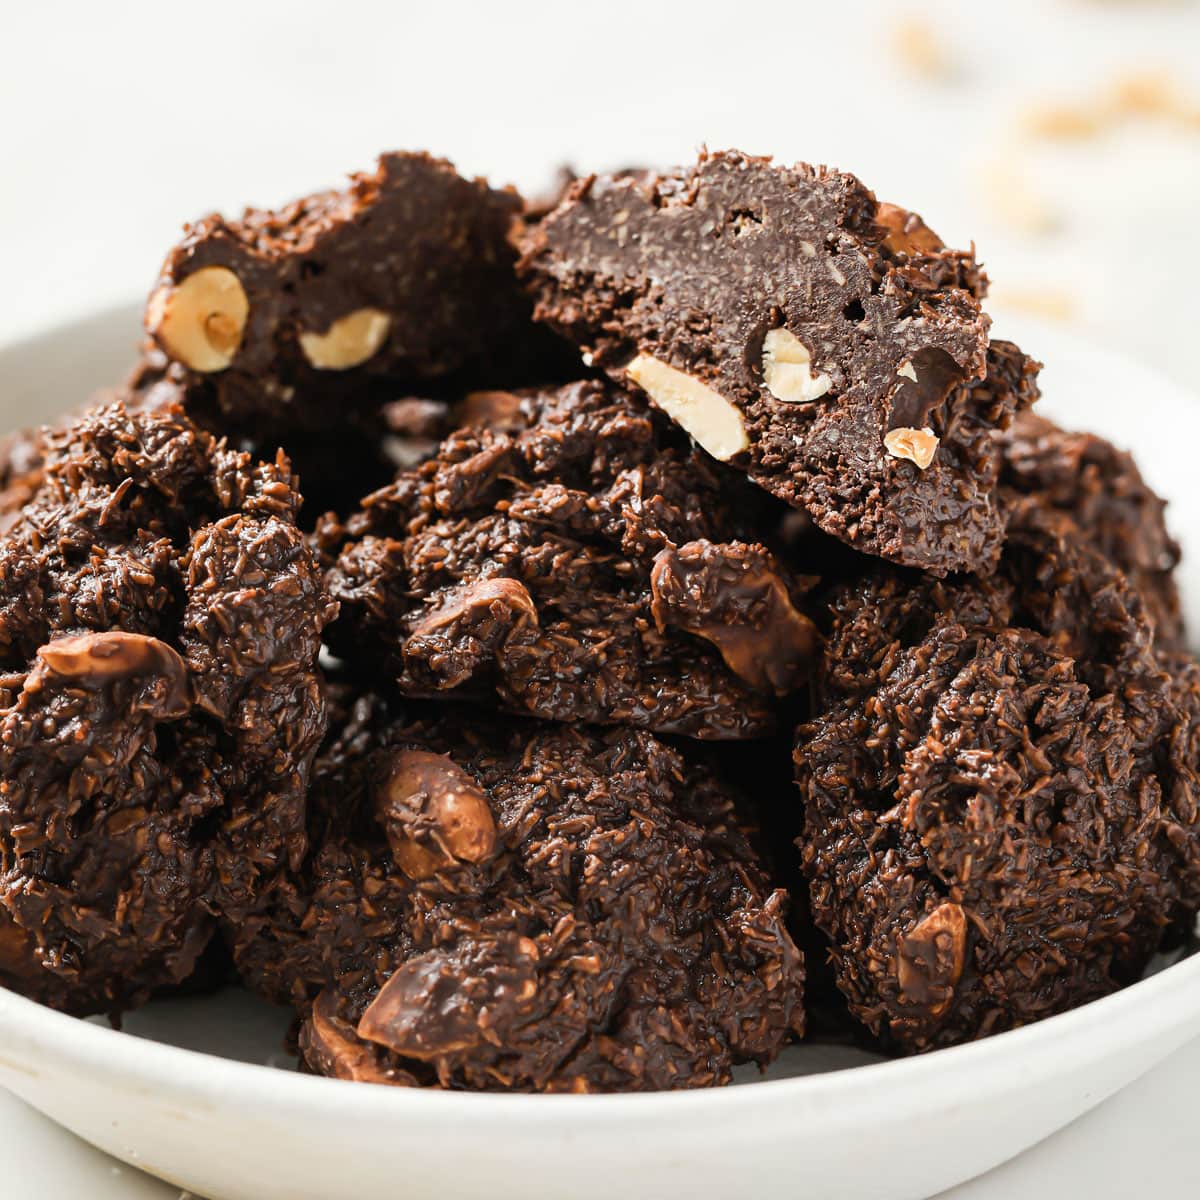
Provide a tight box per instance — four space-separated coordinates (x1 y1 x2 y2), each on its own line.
1 302 1199 1129
2 947 1198 1125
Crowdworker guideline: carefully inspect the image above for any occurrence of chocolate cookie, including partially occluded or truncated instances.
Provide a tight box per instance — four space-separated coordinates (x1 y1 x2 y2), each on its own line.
0 403 335 1014
519 150 1038 575
144 152 569 435
232 688 805 1091
319 378 817 739
1000 410 1183 648
795 497 1200 1052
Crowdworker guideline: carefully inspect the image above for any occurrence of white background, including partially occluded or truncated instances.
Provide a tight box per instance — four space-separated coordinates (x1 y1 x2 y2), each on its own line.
3 0 1200 1196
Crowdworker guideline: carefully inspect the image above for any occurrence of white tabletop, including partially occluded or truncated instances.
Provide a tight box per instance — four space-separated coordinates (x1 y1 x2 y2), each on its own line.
3 1 1200 1195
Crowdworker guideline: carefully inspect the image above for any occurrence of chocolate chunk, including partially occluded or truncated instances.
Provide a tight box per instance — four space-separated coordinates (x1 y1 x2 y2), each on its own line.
231 688 804 1091
0 402 335 1015
795 497 1200 1052
320 379 813 738
1000 409 1183 648
520 150 1037 574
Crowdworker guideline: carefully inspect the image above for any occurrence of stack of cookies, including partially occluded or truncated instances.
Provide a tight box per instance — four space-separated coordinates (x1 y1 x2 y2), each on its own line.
0 148 1195 1089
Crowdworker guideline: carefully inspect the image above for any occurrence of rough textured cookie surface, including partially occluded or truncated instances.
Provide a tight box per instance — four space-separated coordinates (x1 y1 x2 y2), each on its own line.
795 497 1200 1051
0 403 335 1014
320 378 817 738
232 687 804 1091
520 149 1036 574
114 347 419 524
145 152 568 434
1000 409 1183 648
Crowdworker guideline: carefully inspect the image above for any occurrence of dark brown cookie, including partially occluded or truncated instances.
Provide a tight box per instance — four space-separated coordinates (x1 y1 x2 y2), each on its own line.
143 152 570 435
795 497 1200 1052
519 149 1036 575
1000 409 1183 649
0 402 335 1015
319 378 817 739
231 687 804 1091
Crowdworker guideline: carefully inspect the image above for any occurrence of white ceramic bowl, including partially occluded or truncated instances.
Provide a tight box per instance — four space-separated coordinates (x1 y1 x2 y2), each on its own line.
0 306 1197 1200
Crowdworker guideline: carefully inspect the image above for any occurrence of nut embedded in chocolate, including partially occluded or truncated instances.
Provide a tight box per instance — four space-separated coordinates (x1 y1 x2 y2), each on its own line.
407 577 538 649
624 353 750 462
649 540 817 694
355 932 542 1063
305 990 420 1086
883 426 939 470
459 390 528 433
875 203 946 259
146 266 249 373
37 631 190 712
298 307 392 370
896 902 967 1018
761 328 832 406
374 749 498 880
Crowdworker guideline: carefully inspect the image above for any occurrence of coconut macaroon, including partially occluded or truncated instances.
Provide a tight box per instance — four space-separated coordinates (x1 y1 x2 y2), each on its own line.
231 687 805 1091
0 402 334 1014
795 496 1200 1052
